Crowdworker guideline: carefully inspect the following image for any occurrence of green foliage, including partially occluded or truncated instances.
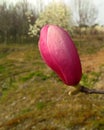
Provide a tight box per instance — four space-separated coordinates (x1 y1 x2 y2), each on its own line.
34 71 49 80
36 101 46 110
20 71 49 82
28 2 73 37
0 65 6 73
81 71 101 87
20 72 36 82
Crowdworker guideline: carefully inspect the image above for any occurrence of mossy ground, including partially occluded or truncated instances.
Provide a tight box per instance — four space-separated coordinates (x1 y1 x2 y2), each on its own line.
0 40 104 130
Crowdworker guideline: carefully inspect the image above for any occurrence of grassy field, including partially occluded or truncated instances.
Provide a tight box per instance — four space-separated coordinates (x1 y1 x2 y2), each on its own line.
0 39 104 130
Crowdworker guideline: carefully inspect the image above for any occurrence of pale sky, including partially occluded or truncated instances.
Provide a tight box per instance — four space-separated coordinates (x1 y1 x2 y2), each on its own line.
0 0 104 25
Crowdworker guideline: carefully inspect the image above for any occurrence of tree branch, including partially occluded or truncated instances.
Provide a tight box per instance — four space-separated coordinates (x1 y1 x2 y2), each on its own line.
79 85 104 94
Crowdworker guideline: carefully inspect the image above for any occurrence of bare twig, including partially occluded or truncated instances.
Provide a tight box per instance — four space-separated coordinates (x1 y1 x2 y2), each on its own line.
68 84 104 95
79 85 104 94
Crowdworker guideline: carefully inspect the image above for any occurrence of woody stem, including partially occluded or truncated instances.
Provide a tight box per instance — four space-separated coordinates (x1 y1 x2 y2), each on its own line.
79 85 104 94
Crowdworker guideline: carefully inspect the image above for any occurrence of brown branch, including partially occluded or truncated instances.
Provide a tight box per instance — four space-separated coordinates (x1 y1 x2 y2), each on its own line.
79 85 104 94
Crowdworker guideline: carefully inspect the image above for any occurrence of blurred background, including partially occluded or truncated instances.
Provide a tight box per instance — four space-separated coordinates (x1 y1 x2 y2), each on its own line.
0 0 104 44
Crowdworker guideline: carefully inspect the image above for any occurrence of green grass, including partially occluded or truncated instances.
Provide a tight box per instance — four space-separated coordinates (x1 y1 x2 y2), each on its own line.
0 42 104 130
80 71 101 88
0 65 6 73
36 101 47 110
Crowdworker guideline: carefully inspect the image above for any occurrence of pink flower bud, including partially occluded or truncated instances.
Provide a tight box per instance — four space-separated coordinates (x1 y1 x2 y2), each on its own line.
38 25 82 86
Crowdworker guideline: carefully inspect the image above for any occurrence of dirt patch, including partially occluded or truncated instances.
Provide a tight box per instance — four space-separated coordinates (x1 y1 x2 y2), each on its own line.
81 48 104 89
81 48 104 73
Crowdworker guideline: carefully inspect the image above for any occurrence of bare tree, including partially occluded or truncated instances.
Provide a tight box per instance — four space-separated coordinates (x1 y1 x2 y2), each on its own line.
0 2 11 44
33 0 44 16
72 0 98 26
0 0 36 44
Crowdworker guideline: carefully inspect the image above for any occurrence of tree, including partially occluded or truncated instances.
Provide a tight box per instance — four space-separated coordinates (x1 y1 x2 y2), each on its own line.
14 0 30 42
33 0 44 16
0 0 36 44
72 0 98 26
0 2 11 43
13 0 36 43
28 1 73 37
